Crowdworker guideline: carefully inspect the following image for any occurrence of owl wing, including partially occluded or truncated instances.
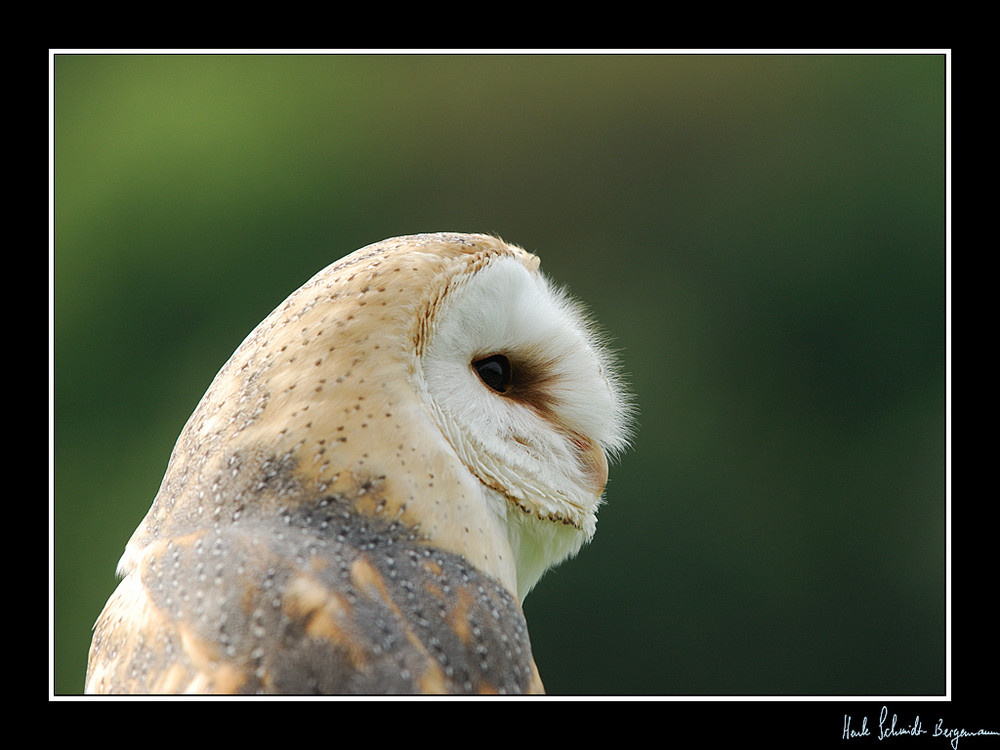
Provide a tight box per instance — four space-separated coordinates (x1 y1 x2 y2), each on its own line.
85 503 544 695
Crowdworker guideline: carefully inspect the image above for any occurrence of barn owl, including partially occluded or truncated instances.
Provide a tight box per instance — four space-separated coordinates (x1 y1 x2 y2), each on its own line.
85 232 633 694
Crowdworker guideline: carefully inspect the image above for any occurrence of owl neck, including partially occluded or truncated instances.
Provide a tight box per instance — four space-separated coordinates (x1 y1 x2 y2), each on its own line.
499 492 590 601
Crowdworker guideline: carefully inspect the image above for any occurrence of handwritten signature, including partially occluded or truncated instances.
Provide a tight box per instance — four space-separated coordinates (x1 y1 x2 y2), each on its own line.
844 707 999 749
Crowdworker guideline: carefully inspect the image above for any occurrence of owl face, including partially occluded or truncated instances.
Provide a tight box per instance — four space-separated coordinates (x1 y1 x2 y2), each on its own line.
415 251 632 597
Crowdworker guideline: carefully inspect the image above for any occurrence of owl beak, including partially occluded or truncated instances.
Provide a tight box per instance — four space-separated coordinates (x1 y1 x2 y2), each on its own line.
574 436 609 498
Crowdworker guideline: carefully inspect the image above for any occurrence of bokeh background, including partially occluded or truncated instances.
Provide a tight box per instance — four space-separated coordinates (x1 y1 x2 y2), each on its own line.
53 53 946 696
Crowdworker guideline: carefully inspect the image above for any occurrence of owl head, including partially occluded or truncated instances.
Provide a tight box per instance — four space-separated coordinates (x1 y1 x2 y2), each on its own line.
123 233 634 602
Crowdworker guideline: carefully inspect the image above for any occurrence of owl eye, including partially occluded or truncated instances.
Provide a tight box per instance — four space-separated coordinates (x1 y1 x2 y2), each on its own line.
472 354 512 393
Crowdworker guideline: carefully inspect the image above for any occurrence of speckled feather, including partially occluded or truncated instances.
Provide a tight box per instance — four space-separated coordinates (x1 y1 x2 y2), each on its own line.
87 232 630 695
86 492 541 694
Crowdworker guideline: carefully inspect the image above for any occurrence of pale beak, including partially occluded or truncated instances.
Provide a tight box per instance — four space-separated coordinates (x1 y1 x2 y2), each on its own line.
573 436 609 498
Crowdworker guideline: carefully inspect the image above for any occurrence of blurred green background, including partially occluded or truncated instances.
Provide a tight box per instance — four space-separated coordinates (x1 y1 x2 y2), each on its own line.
53 53 946 696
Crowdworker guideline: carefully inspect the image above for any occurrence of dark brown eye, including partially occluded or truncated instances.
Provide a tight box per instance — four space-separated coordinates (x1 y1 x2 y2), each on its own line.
472 354 512 393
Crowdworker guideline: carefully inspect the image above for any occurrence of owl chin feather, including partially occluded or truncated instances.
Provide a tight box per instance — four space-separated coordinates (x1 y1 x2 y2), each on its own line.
500 489 592 601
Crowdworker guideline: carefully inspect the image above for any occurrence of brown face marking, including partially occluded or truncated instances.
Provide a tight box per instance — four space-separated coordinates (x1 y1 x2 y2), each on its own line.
476 346 561 421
